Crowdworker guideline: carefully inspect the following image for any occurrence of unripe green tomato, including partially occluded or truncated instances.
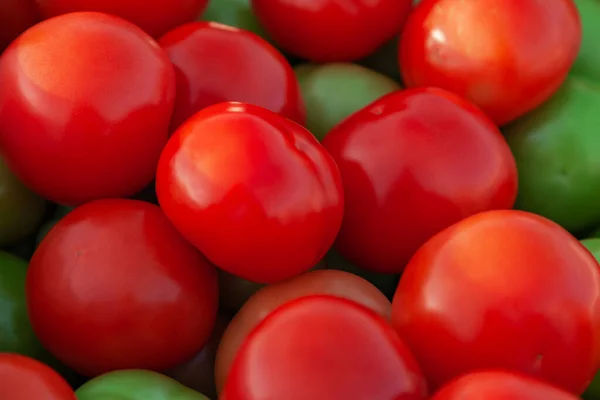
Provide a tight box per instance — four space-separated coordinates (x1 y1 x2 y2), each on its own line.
571 0 600 82
200 0 270 42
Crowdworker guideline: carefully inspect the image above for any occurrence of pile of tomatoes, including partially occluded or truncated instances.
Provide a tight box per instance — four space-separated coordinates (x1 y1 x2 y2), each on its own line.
1 0 600 399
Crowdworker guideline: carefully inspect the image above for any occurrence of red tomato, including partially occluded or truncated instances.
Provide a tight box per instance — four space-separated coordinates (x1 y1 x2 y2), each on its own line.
0 12 175 206
159 22 305 131
222 295 428 400
431 371 581 400
27 199 218 376
322 87 517 274
33 0 209 38
156 102 344 284
0 353 76 400
0 0 38 52
391 210 600 394
251 0 412 62
399 0 581 125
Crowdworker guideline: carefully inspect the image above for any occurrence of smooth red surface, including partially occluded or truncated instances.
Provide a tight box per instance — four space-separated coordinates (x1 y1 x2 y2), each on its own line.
322 87 517 274
0 0 38 52
392 210 600 394
159 22 305 131
400 0 581 125
27 199 219 377
221 295 428 400
34 0 209 38
0 354 76 400
251 0 412 62
156 102 344 284
0 12 175 206
431 371 581 400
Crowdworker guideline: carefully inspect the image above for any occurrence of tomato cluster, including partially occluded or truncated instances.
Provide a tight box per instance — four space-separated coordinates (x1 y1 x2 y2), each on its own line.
0 1 598 400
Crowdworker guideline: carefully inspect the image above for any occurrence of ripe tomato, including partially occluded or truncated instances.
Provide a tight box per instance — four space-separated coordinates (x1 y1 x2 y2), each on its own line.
399 0 581 125
214 269 392 391
250 0 412 62
27 199 218 376
159 22 304 131
156 102 344 284
221 295 427 400
33 0 209 38
0 12 175 206
322 87 517 274
0 353 76 400
431 371 580 400
0 0 38 52
391 210 600 394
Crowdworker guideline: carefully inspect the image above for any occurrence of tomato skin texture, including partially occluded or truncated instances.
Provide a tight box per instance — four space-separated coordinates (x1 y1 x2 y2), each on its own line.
159 22 304 131
0 353 76 400
0 12 175 206
431 371 580 400
0 0 38 52
34 0 208 38
391 210 600 394
26 199 219 377
400 0 581 125
322 87 517 274
222 295 428 400
250 0 412 62
156 102 344 284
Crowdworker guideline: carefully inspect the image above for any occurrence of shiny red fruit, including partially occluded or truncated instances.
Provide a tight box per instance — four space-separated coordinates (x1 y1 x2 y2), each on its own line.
400 0 581 125
0 0 38 52
322 87 517 274
27 199 218 376
159 22 305 131
392 210 600 394
0 12 175 206
251 0 412 62
156 102 343 284
222 295 428 400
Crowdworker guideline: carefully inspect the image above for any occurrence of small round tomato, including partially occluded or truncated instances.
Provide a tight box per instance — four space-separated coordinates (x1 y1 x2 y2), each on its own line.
392 210 600 394
0 0 38 52
27 199 218 376
200 0 270 41
159 22 304 131
432 371 580 400
0 354 76 400
214 269 392 391
156 102 344 284
250 0 412 62
0 12 175 206
322 87 517 274
400 0 581 125
34 0 209 38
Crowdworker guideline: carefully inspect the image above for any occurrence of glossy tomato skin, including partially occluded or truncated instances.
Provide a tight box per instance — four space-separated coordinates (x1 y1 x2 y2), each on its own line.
0 12 175 206
251 0 412 62
0 0 38 52
34 0 209 38
322 87 517 274
27 199 219 377
400 0 581 125
222 295 428 400
431 371 580 400
392 210 600 394
156 102 344 284
0 353 76 400
159 22 304 130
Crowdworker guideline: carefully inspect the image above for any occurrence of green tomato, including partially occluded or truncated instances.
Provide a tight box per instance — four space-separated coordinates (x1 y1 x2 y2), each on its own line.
76 370 209 400
359 37 402 83
504 76 600 233
200 0 270 41
570 0 600 82
295 63 401 141
0 158 46 246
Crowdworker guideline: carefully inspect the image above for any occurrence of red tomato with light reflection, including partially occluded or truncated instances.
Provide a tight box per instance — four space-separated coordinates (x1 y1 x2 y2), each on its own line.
0 353 76 400
0 0 38 52
431 371 581 400
251 0 412 62
34 0 209 38
399 0 581 125
322 87 517 274
156 102 344 284
159 22 305 131
222 295 428 400
27 199 218 377
392 210 600 394
0 12 175 206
